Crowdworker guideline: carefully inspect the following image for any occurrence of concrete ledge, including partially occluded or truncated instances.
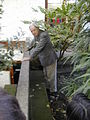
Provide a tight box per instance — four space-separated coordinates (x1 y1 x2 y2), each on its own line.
16 51 29 120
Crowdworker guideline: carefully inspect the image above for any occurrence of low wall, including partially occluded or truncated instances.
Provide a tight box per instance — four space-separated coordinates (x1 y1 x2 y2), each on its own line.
16 51 29 120
16 51 53 120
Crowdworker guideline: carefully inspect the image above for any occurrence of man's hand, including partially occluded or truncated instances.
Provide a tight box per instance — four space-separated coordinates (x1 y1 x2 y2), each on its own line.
22 56 31 62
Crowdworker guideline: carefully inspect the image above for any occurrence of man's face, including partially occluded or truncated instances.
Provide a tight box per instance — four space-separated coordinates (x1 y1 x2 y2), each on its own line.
29 25 39 37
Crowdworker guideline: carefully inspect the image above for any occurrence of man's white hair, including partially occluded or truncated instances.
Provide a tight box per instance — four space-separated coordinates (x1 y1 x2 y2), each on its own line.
29 22 39 29
29 21 45 31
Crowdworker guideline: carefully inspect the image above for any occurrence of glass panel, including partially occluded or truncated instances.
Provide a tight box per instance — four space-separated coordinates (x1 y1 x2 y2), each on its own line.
48 3 62 9
48 0 61 4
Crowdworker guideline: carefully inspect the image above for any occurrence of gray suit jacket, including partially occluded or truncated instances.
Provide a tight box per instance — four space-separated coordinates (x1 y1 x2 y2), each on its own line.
30 31 57 67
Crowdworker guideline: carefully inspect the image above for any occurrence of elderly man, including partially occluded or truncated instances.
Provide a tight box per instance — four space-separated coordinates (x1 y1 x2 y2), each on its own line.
23 23 58 94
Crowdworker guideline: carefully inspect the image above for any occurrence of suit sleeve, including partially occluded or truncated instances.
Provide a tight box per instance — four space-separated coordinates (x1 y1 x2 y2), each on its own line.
30 32 48 58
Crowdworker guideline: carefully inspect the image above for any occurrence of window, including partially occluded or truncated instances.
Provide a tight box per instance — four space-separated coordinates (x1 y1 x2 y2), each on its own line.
48 0 63 9
45 0 76 9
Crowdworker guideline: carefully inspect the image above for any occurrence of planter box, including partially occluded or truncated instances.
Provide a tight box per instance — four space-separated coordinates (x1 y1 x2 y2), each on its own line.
0 71 10 88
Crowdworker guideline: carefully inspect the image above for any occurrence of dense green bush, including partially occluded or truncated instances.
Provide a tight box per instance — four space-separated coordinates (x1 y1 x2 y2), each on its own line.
0 44 14 71
61 0 90 98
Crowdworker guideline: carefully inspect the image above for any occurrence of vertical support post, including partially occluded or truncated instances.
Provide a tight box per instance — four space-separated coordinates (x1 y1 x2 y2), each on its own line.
45 0 48 22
